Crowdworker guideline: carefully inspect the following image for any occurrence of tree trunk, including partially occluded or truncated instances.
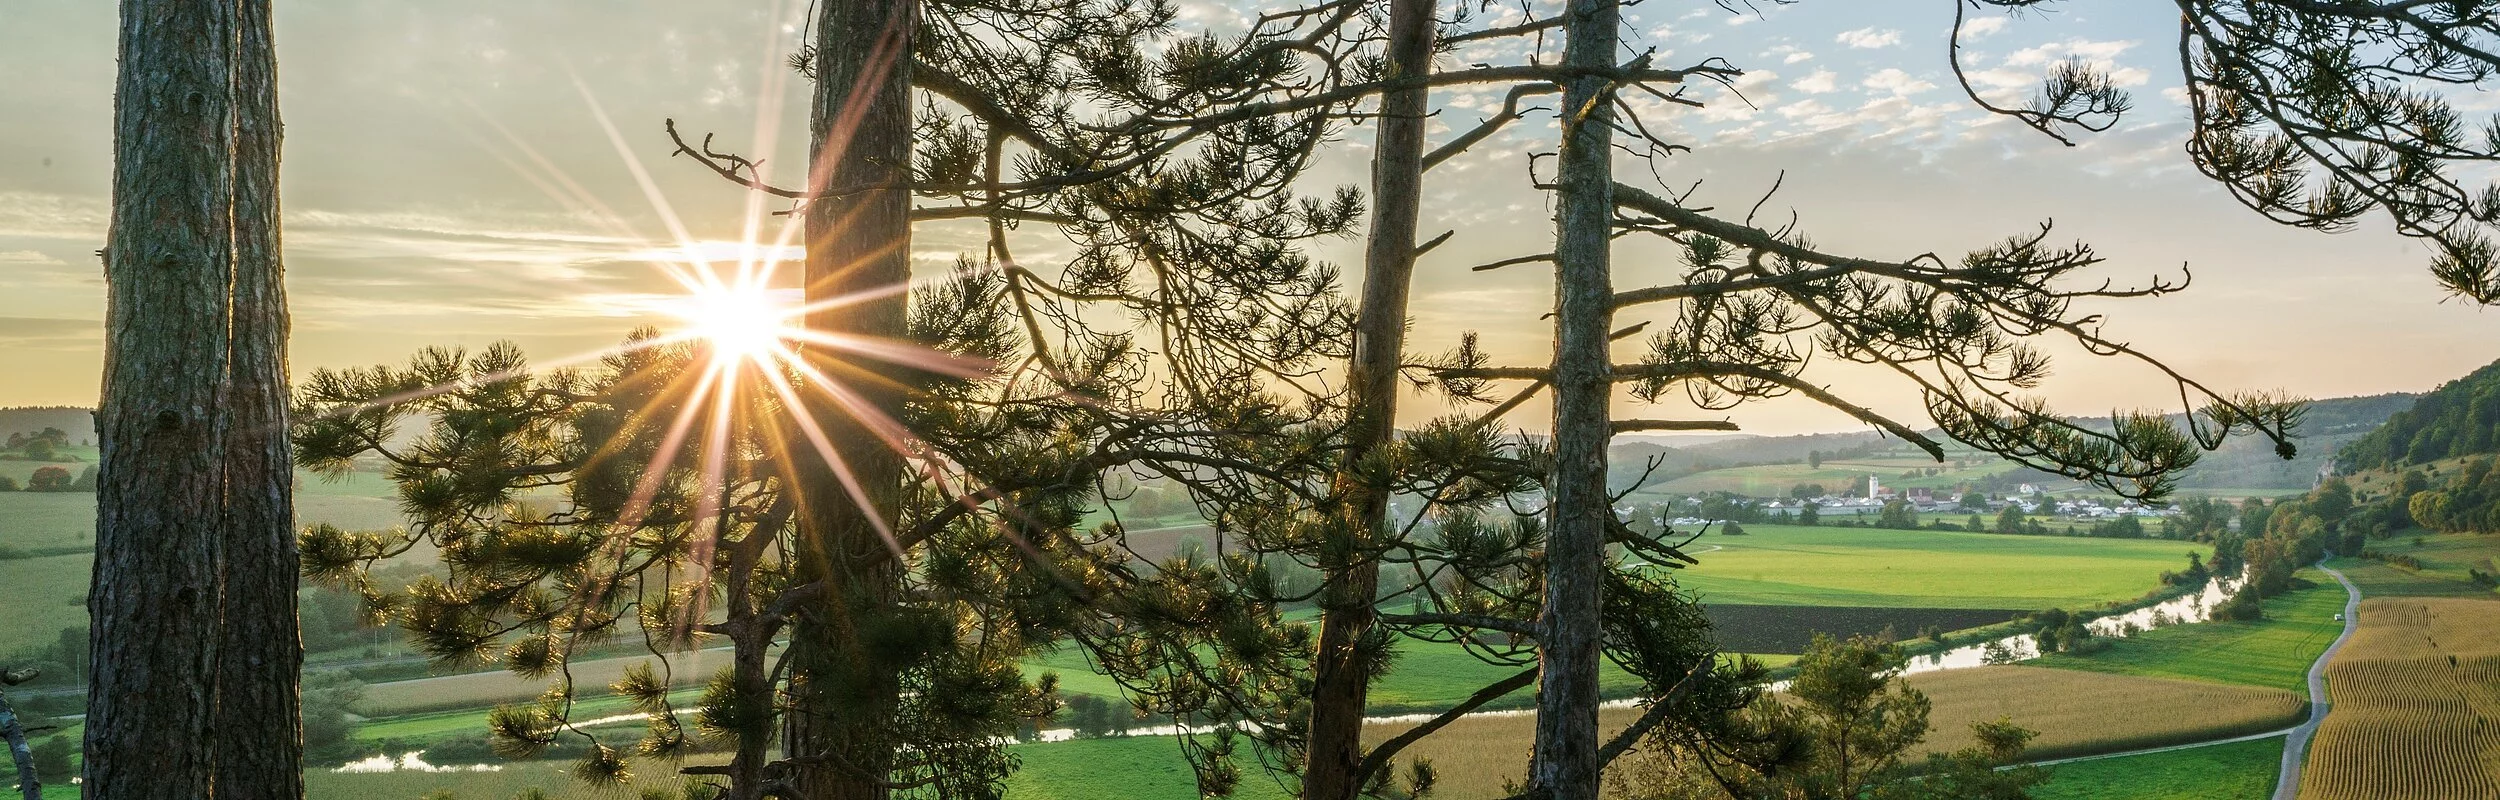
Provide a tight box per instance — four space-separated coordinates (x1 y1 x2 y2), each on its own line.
1530 0 1617 795
2 686 38 800
1302 0 1434 796
785 0 917 796
89 1 243 798
214 2 304 796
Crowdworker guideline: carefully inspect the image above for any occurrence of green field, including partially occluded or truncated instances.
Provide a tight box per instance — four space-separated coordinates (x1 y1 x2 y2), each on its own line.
2032 568 2344 693
2334 530 2500 598
1006 735 1293 800
0 470 410 656
1664 524 2202 610
0 443 99 485
2032 737 2283 800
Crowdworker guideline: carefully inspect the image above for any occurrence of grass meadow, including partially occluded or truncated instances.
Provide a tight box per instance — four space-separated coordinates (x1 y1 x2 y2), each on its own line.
2032 568 2347 693
2331 530 2500 599
1665 524 2200 609
2296 596 2500 800
2031 737 2283 800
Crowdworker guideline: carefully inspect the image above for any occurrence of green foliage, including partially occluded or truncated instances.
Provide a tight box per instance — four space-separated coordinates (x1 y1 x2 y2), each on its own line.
1609 633 2048 800
2339 357 2500 472
22 466 72 492
302 672 368 761
30 735 72 783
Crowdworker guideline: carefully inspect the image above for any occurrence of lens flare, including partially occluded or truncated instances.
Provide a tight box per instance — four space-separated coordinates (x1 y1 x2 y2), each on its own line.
667 283 798 365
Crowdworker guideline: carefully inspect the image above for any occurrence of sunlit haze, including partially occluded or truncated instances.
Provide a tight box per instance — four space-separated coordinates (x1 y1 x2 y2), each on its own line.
3 0 2494 437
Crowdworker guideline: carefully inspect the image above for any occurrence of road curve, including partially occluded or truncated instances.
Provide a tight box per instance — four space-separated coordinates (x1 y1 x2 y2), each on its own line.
2273 563 2360 800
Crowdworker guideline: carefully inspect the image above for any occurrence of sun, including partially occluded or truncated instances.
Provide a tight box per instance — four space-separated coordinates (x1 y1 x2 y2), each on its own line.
668 283 797 364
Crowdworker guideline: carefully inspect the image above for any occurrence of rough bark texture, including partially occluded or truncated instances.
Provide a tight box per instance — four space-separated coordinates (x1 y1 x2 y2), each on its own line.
1530 0 1618 796
89 1 241 798
213 2 305 796
1301 0 1435 797
2 687 37 800
784 0 918 797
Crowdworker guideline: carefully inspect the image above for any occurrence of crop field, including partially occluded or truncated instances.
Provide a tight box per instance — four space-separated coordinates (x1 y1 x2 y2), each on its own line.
1906 666 2304 761
302 754 730 800
2034 569 2346 693
361 647 733 715
1662 524 2200 609
2032 737 2283 800
1348 665 2304 799
1699 604 2023 653
2296 597 2500 800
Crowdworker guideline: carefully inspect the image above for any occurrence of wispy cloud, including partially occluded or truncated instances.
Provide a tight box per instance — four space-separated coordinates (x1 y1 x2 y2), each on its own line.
1835 27 1902 49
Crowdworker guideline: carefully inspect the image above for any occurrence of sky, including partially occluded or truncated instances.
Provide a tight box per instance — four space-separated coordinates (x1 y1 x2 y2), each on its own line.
1 0 2493 439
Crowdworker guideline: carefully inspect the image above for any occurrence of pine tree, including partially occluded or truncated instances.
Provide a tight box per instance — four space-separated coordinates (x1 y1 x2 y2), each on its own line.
90 1 297 797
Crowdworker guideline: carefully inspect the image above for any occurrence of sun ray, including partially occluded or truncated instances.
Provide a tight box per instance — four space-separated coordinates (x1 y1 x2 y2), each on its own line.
574 76 726 295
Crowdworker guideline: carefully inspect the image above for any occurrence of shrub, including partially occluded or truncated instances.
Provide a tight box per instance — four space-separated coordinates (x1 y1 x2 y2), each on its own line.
24 466 72 492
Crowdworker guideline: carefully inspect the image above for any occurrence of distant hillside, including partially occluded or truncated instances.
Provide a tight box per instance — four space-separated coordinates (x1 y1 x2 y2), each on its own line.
1611 392 2416 497
2336 357 2500 473
1608 441 1726 489
0 407 95 445
2165 393 2415 490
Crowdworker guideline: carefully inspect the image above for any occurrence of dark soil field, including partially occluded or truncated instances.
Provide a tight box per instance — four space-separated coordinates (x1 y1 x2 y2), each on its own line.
1701 604 2024 653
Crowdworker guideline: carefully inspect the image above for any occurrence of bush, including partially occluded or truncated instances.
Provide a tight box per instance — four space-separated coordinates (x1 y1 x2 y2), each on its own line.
2216 590 2265 621
1719 520 1747 536
31 735 73 782
0 475 16 492
24 466 72 492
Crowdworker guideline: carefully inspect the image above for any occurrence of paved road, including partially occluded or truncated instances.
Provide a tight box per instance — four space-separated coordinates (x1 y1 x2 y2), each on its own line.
2274 563 2360 800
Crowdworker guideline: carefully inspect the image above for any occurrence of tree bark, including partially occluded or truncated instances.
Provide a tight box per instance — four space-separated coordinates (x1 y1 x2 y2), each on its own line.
2 685 37 800
1530 0 1618 795
1301 0 1435 796
785 0 918 797
214 2 304 796
89 1 243 798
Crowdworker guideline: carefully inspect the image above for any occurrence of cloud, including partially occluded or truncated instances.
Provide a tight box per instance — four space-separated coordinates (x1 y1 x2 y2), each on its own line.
1960 17 2008 38
1793 70 1838 94
0 317 101 351
2004 39 2136 67
0 250 63 265
1862 69 1936 97
0 192 107 240
1767 44 1814 64
1836 27 1902 49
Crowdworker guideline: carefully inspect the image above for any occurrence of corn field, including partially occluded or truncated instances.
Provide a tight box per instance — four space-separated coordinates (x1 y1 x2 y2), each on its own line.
2299 597 2500 800
1358 665 2307 799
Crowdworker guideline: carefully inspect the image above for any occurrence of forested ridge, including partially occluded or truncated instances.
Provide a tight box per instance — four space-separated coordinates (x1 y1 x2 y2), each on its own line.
2337 357 2500 472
